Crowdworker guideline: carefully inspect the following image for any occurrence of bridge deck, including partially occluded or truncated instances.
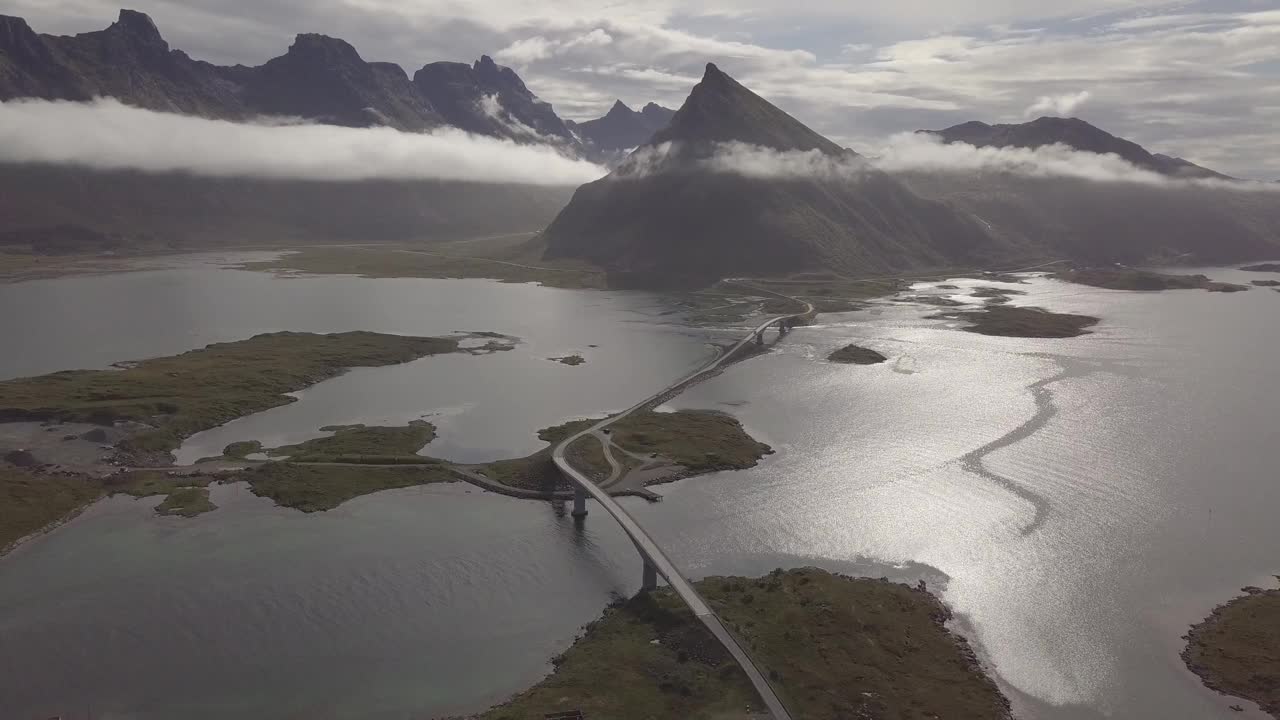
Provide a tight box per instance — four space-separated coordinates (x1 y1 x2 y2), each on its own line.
552 291 812 720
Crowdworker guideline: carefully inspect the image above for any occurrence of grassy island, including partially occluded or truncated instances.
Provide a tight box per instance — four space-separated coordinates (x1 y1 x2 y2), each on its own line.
243 462 456 512
933 306 1099 338
1241 264 1280 273
829 344 888 365
549 355 586 366
481 568 1011 720
265 421 437 461
1055 268 1250 292
0 331 473 458
1182 584 1280 717
155 486 217 517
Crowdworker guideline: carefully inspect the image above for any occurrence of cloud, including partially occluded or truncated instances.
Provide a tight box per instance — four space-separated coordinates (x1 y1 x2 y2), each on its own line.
1024 90 1091 117
610 135 1279 193
0 98 607 185
871 132 1280 191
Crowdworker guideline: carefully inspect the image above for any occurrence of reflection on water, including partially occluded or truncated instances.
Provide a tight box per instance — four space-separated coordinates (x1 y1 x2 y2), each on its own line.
2 260 1278 719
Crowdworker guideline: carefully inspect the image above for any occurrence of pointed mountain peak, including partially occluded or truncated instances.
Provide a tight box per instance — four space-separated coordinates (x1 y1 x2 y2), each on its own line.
475 54 497 69
108 9 167 50
649 63 844 155
605 99 634 117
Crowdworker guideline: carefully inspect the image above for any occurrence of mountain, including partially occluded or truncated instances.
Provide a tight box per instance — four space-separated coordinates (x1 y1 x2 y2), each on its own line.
413 56 575 143
924 117 1232 179
0 9 580 140
542 64 1006 286
568 100 675 157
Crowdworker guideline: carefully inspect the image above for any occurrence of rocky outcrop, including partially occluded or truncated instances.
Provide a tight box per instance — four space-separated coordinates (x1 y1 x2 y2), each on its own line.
413 55 575 142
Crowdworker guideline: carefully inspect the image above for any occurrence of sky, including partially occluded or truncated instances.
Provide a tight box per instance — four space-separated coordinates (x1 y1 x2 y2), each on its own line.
4 0 1279 179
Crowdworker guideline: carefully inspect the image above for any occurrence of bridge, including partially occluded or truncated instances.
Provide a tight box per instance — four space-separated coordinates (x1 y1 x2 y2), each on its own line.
551 287 814 720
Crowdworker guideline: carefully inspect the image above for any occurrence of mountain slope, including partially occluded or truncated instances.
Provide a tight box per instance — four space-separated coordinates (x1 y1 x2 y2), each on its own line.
569 100 675 157
925 117 1232 179
543 64 1005 286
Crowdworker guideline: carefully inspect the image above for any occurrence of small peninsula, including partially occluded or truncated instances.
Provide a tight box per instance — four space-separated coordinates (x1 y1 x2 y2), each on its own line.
1241 264 1280 273
1182 584 1280 718
480 568 1011 720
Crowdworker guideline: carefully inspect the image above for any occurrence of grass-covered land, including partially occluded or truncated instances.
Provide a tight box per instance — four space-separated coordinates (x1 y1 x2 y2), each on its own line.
1055 268 1250 292
933 306 1100 338
265 421 436 461
1 467 227 553
1252 280 1280 287
0 332 463 458
481 568 1011 720
155 486 217 517
608 410 772 474
549 355 587 366
1242 264 1280 273
243 462 457 512
1182 585 1280 717
0 467 102 553
829 344 888 365
239 244 607 289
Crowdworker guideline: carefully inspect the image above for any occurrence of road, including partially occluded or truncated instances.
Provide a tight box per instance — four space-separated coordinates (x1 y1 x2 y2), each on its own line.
551 291 814 720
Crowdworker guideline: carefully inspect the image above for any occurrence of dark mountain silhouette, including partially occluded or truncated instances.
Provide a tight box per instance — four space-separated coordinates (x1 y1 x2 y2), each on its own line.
925 117 1232 179
543 64 1006 286
568 100 675 158
413 55 575 142
0 9 580 140
905 117 1279 265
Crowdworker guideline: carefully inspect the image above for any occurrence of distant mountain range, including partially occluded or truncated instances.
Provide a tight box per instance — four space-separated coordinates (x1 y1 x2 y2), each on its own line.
923 117 1233 180
2 9 1277 282
0 9 665 158
567 101 676 162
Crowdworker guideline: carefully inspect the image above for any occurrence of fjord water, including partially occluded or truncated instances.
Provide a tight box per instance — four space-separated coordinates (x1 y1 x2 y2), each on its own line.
1 260 1277 719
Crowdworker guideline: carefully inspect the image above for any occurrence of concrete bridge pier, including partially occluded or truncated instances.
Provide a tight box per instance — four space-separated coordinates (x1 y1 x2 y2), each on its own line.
641 558 659 592
755 330 764 346
571 486 588 517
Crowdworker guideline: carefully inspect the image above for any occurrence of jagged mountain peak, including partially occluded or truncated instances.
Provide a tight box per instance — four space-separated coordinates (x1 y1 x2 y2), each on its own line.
284 33 364 64
649 63 844 155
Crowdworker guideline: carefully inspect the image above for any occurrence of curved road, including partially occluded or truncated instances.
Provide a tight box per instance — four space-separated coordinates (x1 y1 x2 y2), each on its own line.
552 289 814 720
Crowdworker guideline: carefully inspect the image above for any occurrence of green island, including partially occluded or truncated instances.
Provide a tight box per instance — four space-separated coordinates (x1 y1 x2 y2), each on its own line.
549 355 586 366
0 331 486 461
829 344 888 365
931 305 1100 338
472 410 772 493
1252 280 1280 287
154 486 217 517
264 421 437 461
1241 264 1280 273
480 567 1011 720
1182 583 1280 717
1055 268 1250 292
243 462 457 513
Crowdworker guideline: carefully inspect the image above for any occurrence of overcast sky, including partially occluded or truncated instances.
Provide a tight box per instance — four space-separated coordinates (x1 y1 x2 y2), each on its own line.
5 0 1279 179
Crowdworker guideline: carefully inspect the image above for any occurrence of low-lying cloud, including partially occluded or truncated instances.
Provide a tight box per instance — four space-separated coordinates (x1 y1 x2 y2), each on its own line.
1024 90 1091 118
609 134 1278 193
873 133 1278 192
0 98 608 185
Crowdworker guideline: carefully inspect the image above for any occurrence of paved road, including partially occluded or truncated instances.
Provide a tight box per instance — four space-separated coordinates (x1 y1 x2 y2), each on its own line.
552 293 814 720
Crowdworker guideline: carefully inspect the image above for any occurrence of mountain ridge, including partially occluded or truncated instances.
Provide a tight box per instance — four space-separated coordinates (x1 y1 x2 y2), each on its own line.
923 116 1232 180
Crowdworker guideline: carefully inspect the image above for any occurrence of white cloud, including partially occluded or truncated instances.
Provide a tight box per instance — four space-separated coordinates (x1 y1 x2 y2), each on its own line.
871 132 1280 191
0 98 607 185
1025 90 1092 117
